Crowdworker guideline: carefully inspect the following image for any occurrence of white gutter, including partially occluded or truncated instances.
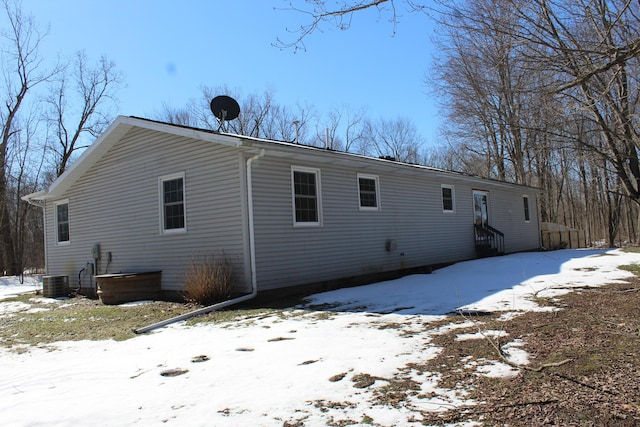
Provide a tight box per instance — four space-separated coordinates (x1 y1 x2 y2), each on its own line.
135 149 265 334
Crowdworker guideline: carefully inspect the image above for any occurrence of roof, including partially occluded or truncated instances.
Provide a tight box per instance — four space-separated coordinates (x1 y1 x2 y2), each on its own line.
24 115 538 202
24 116 244 201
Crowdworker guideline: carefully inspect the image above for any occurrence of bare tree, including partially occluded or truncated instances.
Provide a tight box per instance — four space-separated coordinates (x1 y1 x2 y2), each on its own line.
156 86 433 167
361 116 424 162
315 109 342 150
274 0 398 51
342 106 367 152
509 0 640 204
429 0 561 185
421 134 462 170
156 101 195 127
313 104 366 151
5 111 45 274
0 0 57 274
46 51 123 177
156 85 316 143
0 1 122 274
278 0 640 244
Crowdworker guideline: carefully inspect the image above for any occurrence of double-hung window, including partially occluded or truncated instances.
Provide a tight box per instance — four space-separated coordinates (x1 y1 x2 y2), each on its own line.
357 173 380 211
523 195 531 222
292 166 322 226
160 173 186 233
55 200 70 244
441 184 455 213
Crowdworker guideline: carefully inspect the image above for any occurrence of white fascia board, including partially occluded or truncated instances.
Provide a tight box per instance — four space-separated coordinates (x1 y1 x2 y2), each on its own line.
22 116 132 201
45 116 134 198
21 190 47 203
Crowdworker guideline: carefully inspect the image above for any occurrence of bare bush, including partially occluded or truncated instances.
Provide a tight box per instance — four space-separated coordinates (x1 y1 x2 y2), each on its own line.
182 254 234 305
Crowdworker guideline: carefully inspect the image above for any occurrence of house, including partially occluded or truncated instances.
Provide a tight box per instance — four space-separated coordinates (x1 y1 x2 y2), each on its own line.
24 116 541 300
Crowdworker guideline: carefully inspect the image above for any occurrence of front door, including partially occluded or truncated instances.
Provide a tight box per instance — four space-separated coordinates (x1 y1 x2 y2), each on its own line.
473 191 489 227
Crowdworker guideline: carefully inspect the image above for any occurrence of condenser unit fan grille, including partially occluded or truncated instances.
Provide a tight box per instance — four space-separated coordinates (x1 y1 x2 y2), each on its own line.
42 275 68 298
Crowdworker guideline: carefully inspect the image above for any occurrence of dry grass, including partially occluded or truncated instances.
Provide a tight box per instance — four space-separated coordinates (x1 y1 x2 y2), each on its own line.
0 295 192 349
182 254 234 305
0 293 275 350
418 279 640 426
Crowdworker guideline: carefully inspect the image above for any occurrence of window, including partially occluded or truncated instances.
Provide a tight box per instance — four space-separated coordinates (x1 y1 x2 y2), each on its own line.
441 185 455 213
292 166 321 226
523 195 531 222
160 173 186 233
357 174 380 211
55 200 70 244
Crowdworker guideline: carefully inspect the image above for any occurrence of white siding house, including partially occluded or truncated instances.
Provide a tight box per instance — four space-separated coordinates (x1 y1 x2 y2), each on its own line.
24 116 541 298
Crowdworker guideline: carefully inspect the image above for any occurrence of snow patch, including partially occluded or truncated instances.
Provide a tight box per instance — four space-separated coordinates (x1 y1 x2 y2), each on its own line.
502 339 530 366
0 301 31 317
475 360 521 378
1 249 639 425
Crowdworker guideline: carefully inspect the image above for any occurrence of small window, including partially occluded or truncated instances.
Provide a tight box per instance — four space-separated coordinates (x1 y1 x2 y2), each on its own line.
292 166 322 226
55 200 70 244
160 173 186 233
523 195 531 222
358 174 380 211
441 185 455 213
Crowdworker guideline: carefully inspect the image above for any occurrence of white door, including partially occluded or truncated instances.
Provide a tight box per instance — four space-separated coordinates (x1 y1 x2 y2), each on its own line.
473 191 489 227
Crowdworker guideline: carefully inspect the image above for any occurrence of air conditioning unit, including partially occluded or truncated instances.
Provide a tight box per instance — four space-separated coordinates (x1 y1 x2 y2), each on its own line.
42 275 68 298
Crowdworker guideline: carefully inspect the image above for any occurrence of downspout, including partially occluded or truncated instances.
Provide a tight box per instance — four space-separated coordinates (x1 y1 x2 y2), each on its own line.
536 192 545 251
135 149 265 334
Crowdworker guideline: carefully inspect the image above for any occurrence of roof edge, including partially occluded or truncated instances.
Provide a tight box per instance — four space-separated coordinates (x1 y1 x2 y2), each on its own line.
23 116 245 201
22 115 540 202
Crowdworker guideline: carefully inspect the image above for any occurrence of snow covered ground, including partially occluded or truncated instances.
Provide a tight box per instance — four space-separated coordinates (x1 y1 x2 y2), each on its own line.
1 248 639 426
0 275 41 301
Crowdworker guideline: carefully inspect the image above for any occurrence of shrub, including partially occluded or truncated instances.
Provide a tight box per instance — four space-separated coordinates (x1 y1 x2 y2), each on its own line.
182 254 234 305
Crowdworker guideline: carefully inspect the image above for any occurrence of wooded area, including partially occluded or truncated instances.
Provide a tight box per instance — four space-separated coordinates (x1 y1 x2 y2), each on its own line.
427 0 640 250
275 0 640 248
2 0 639 275
0 0 122 274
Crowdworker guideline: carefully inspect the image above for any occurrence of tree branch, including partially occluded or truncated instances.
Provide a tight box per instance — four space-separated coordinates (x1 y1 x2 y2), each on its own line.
273 0 396 51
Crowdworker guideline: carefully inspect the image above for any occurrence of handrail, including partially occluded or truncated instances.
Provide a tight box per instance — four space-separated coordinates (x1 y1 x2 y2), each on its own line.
474 224 504 255
484 224 503 237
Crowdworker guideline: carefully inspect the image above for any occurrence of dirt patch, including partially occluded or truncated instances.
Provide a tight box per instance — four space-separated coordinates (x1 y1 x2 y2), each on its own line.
419 280 640 426
373 376 422 408
351 373 383 389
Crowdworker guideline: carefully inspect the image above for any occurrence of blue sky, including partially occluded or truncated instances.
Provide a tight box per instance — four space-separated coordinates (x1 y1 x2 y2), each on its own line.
20 0 440 144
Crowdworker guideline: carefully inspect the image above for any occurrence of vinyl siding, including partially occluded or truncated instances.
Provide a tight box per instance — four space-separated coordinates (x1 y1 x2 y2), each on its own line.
41 121 540 295
250 155 539 291
487 189 540 253
44 127 248 292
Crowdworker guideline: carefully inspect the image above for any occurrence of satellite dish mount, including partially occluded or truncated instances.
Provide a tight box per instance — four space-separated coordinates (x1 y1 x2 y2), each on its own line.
210 95 240 132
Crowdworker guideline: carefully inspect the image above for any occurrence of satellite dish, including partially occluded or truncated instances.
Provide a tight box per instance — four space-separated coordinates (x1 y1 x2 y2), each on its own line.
210 95 240 131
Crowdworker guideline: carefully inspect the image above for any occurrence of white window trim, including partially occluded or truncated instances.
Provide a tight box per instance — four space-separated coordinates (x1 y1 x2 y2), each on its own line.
357 173 381 212
441 184 455 213
54 199 70 245
291 166 322 227
523 195 531 223
159 172 187 235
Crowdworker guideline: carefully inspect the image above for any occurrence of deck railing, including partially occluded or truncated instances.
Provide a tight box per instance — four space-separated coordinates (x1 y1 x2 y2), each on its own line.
474 224 505 257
